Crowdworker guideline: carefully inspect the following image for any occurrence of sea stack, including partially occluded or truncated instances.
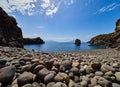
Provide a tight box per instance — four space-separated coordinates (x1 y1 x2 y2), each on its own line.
0 7 23 48
75 39 81 45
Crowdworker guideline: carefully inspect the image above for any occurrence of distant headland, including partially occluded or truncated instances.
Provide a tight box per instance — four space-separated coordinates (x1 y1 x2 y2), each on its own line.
23 37 45 45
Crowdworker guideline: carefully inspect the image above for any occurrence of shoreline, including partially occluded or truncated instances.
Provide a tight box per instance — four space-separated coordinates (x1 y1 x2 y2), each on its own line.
0 46 120 87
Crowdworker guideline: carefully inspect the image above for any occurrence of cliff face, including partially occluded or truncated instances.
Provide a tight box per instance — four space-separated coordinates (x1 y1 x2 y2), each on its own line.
89 19 120 48
23 37 45 45
115 19 120 32
0 7 23 48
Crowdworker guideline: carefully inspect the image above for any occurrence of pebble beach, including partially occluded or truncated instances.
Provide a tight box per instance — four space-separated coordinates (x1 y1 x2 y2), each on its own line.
0 46 120 87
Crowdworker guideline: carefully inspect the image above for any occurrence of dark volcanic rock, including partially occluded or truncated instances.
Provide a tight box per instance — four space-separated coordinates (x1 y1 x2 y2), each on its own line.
75 39 81 45
17 72 35 86
89 19 120 48
0 7 23 48
23 37 45 45
0 65 16 84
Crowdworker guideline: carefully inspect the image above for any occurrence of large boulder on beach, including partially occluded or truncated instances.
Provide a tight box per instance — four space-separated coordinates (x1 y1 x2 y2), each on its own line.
17 72 35 86
52 82 67 87
0 65 16 84
89 18 120 48
115 72 120 82
23 37 45 45
0 7 23 48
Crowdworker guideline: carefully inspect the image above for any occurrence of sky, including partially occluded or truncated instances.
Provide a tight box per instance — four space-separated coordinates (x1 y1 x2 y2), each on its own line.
0 0 120 42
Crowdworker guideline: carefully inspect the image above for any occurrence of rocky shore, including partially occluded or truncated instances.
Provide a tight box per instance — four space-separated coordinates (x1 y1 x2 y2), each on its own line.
0 46 120 87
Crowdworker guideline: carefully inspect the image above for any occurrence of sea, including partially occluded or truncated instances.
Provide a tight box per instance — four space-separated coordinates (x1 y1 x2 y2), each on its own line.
24 41 104 52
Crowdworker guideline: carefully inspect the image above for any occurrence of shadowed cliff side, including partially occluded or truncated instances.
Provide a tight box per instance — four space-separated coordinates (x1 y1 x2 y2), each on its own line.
89 19 120 48
0 7 23 48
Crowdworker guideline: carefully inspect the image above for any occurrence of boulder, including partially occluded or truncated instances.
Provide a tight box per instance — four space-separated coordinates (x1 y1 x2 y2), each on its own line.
37 68 50 80
17 72 35 86
101 65 115 73
0 65 16 84
75 39 81 45
115 72 120 82
52 82 67 87
61 60 72 70
44 73 55 84
0 7 23 48
23 37 45 45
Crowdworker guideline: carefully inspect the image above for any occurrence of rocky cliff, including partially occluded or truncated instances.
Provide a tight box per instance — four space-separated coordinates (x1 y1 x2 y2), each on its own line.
89 19 120 48
0 7 23 48
23 37 45 45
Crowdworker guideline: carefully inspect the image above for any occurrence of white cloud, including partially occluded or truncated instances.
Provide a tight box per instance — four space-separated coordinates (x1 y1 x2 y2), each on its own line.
40 0 51 9
95 2 120 14
0 0 76 16
40 0 76 16
36 26 45 29
45 6 59 16
40 0 61 16
0 0 37 16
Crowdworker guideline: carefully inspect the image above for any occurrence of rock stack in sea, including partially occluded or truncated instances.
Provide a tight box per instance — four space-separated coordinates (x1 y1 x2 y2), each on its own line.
0 7 23 48
75 39 81 46
0 46 120 87
89 19 120 48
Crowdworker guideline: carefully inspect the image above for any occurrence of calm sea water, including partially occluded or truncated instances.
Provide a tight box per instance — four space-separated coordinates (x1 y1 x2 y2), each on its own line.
24 42 104 52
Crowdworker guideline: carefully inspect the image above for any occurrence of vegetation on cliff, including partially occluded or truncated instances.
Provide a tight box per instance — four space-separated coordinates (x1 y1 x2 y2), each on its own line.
89 19 120 48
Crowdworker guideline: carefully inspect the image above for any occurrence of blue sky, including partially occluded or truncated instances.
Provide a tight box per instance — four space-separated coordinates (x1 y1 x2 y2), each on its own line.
0 0 120 42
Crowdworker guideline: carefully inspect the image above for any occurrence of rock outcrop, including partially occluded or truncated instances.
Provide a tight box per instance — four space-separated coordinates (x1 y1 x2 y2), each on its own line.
0 7 23 48
89 19 120 48
23 37 45 45
75 39 81 46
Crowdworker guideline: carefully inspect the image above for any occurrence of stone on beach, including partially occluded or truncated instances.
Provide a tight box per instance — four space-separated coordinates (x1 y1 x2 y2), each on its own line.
115 72 120 82
44 73 55 84
101 64 115 73
0 65 16 84
61 60 72 70
91 62 101 70
37 68 50 80
52 82 67 87
0 46 120 86
17 72 35 86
